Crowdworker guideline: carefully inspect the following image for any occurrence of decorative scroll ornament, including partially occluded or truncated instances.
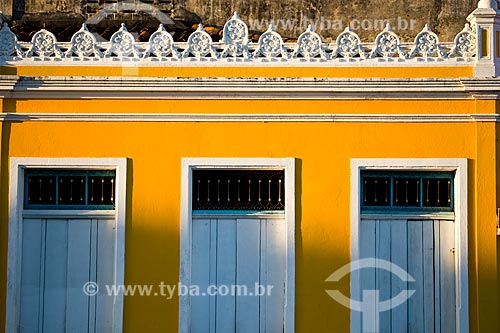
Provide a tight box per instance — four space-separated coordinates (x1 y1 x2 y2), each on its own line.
183 24 217 59
253 24 288 59
452 23 476 58
143 24 178 58
411 24 441 58
67 24 102 58
293 25 327 59
27 29 63 58
335 27 363 58
372 23 400 58
105 23 141 58
0 23 22 57
221 12 250 58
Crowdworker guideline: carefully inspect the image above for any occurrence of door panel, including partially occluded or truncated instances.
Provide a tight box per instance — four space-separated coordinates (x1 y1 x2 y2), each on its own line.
217 219 237 333
43 219 69 332
407 221 424 333
434 221 441 333
191 218 212 333
376 220 392 333
96 218 117 332
391 220 408 333
191 217 286 333
359 219 456 333
65 219 92 332
19 219 44 332
359 220 376 331
19 217 115 333
439 220 456 333
261 218 287 332
235 219 261 333
422 222 435 333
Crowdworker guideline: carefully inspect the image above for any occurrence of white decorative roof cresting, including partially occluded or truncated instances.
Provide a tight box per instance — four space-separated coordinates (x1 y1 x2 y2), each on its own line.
0 12 478 65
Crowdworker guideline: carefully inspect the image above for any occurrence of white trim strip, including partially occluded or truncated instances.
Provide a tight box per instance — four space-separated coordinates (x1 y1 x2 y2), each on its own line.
360 213 456 220
0 113 499 123
0 77 472 101
3 76 500 100
191 213 285 219
22 210 116 218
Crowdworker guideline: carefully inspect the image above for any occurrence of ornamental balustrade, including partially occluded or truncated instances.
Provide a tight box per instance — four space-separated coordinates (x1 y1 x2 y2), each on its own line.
0 12 479 63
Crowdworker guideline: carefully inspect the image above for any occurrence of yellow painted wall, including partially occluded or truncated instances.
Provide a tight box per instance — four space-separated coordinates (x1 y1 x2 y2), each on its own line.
473 122 498 332
2 99 477 115
0 120 477 332
496 123 500 329
0 64 498 332
0 118 5 331
0 101 497 332
0 65 474 78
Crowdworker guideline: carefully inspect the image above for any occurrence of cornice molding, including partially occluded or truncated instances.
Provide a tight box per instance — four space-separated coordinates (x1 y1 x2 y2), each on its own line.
459 77 500 99
0 76 476 100
0 113 498 123
0 76 500 100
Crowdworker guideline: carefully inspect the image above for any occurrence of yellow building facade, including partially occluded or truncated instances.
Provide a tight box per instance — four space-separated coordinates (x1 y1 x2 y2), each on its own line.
1 1 500 333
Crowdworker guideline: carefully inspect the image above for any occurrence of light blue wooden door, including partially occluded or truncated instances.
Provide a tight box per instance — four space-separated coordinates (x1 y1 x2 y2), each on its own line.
19 217 116 333
359 219 456 333
190 216 286 333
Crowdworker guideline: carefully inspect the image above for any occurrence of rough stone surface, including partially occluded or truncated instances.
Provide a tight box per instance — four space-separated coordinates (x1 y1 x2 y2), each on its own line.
184 0 479 41
24 0 80 14
0 0 482 41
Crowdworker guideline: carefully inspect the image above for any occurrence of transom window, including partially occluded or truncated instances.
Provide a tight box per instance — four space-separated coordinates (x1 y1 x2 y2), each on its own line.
24 169 116 210
361 171 454 212
192 169 285 211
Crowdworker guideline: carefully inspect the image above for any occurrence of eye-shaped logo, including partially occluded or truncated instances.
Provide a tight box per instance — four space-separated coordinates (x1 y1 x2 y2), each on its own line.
325 258 416 333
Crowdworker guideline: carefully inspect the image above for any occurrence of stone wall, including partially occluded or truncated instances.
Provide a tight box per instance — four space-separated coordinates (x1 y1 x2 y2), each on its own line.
183 0 478 41
0 1 174 18
0 0 12 17
24 0 80 14
0 0 481 41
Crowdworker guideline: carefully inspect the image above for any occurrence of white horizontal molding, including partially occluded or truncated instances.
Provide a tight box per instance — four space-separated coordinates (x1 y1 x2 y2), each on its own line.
460 78 500 99
360 213 455 220
0 76 477 100
22 210 116 218
191 212 285 219
0 77 499 100
1 112 498 123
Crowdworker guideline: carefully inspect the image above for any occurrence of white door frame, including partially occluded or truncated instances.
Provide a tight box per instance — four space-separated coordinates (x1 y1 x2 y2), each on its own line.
179 158 295 333
6 157 127 333
350 158 469 333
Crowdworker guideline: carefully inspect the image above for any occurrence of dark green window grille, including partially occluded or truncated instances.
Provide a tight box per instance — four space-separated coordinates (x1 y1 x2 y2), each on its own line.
192 170 285 211
361 171 454 212
24 169 116 210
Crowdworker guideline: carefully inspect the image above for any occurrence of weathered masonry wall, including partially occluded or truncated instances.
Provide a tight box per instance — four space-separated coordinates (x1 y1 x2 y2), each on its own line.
0 0 479 41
